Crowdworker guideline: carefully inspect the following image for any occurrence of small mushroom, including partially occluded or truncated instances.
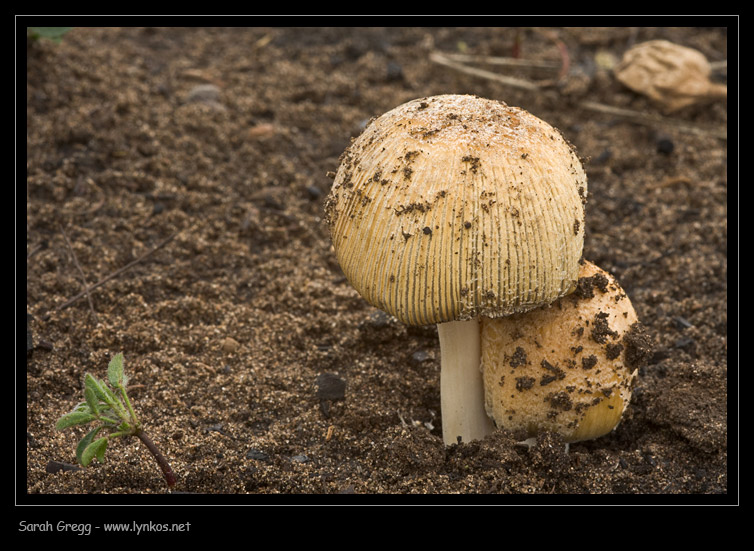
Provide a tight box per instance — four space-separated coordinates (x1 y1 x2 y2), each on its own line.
481 260 641 443
325 94 587 445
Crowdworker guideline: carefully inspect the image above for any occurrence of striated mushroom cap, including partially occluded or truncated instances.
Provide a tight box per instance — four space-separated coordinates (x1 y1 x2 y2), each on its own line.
481 260 645 443
325 94 587 326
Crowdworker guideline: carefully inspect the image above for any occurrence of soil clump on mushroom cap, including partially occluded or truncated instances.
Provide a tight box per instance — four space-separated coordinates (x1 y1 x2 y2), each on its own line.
25 27 728 499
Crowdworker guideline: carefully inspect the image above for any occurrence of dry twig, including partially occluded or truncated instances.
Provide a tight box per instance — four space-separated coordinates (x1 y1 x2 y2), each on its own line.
579 101 727 140
434 52 559 69
48 230 182 317
429 52 541 91
430 51 727 140
60 226 98 324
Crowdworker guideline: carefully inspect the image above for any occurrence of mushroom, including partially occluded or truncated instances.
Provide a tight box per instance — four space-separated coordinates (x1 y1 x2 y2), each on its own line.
324 94 587 445
481 260 641 443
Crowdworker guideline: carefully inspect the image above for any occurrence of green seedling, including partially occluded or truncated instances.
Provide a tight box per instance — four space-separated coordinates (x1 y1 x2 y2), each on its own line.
55 353 176 488
27 27 74 43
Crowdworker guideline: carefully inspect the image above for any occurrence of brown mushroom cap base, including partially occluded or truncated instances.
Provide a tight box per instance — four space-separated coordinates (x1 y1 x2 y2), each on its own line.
481 260 639 443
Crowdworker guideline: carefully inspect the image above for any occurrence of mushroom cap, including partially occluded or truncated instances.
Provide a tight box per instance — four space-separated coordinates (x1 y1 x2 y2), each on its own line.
325 94 587 326
481 260 640 443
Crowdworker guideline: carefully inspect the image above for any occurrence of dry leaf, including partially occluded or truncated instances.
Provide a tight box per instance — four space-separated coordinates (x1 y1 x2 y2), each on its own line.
614 40 727 112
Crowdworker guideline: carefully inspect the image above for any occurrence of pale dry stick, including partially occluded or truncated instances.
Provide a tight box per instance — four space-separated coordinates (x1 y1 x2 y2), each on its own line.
60 225 98 324
429 52 727 141
579 101 727 140
437 52 560 69
656 175 693 189
253 32 274 50
435 29 569 85
429 51 541 91
27 242 46 260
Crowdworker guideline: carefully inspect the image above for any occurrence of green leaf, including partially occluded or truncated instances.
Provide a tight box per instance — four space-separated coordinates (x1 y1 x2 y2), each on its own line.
84 378 99 415
76 427 103 464
101 379 120 402
85 374 110 403
94 438 108 463
81 437 108 466
27 27 73 42
97 407 121 425
108 353 125 388
56 411 97 430
92 376 120 407
72 401 91 413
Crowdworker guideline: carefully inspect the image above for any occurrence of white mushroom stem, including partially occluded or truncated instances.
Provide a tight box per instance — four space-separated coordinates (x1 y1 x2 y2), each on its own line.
437 319 496 445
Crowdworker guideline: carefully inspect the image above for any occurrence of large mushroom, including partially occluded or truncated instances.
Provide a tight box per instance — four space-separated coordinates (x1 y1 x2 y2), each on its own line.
324 94 587 445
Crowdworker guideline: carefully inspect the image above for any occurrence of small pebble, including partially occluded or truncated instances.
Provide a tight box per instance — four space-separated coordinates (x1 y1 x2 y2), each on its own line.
221 337 239 354
593 148 612 165
674 337 696 354
246 449 270 462
360 310 394 330
305 184 322 200
315 373 346 401
248 123 276 138
46 460 82 474
672 316 694 329
185 84 221 104
656 135 675 155
386 61 403 81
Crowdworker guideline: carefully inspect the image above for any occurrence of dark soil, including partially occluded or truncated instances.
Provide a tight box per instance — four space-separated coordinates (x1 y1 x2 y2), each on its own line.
24 26 730 502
